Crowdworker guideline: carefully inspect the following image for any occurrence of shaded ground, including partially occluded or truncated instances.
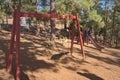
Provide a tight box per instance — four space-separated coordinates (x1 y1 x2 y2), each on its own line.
0 30 120 80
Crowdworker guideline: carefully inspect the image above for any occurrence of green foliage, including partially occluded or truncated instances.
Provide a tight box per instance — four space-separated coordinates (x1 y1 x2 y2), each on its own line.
0 3 6 18
21 4 36 12
89 10 105 28
0 11 5 19
56 0 81 15
79 0 94 11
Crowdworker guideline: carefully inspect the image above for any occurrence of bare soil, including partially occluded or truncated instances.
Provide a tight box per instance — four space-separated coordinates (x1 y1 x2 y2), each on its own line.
0 30 120 80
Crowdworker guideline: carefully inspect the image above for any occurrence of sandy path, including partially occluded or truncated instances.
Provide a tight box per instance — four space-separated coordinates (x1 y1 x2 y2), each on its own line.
0 30 120 80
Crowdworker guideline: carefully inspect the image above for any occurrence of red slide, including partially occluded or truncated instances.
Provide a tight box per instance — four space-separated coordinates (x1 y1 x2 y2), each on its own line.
87 35 104 50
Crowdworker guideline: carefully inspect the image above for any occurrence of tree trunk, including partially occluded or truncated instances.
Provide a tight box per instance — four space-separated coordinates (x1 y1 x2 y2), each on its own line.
115 31 118 47
111 8 116 47
103 1 108 45
0 18 2 31
35 0 40 36
36 21 40 37
64 19 67 30
50 0 56 46
36 0 39 13
44 18 47 27
5 4 8 27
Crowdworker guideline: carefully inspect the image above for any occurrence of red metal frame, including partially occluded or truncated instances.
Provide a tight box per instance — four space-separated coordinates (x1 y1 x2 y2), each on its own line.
21 12 76 19
70 20 75 55
6 8 84 80
75 14 85 57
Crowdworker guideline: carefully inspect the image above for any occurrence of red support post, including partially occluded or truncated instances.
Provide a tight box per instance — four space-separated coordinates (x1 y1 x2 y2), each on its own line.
6 9 17 73
7 8 21 80
75 14 85 57
70 20 75 55
15 8 21 80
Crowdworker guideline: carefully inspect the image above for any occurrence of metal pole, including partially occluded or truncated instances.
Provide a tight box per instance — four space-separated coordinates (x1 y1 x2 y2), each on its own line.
15 8 21 80
75 14 85 58
70 20 75 55
6 9 17 73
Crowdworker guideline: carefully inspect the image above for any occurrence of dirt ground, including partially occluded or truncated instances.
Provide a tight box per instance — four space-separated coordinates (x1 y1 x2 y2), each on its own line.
0 30 120 80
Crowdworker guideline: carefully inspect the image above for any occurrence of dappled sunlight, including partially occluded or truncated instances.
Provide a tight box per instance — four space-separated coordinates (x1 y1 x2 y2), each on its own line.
0 30 120 80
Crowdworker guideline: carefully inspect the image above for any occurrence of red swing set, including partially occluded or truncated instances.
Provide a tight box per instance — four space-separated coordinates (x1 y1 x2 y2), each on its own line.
6 7 85 80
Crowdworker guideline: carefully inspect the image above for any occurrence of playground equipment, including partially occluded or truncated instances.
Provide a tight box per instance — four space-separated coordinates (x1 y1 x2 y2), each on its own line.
87 35 104 50
6 7 84 80
83 30 104 50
